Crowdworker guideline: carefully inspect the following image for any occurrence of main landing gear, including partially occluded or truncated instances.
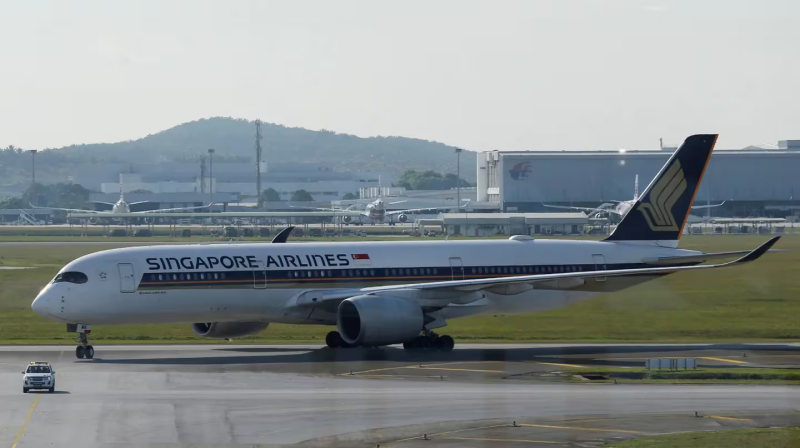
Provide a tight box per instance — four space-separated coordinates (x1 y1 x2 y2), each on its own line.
324 330 455 352
403 332 454 352
325 331 354 349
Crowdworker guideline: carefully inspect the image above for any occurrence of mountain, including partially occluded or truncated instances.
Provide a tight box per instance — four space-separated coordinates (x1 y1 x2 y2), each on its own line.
53 117 478 179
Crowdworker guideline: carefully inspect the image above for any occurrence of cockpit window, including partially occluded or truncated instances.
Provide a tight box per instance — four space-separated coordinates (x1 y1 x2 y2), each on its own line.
52 271 89 284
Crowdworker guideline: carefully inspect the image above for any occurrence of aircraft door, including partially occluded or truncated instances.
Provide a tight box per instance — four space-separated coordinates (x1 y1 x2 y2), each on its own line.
592 254 607 282
449 257 464 280
253 260 267 289
118 263 136 293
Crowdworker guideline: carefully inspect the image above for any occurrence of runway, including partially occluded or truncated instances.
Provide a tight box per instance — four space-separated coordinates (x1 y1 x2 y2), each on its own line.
1 343 799 447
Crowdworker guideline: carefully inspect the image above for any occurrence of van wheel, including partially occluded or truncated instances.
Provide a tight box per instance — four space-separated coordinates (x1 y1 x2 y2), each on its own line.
23 388 29 393
49 387 54 393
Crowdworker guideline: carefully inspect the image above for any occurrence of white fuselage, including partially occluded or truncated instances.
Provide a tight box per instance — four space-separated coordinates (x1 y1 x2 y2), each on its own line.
31 238 699 328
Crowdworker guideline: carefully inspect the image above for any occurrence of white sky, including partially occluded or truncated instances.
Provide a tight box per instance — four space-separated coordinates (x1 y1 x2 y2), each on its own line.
1 0 798 151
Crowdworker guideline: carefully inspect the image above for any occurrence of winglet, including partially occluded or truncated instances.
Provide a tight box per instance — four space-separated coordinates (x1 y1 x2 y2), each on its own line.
271 226 295 243
732 236 781 264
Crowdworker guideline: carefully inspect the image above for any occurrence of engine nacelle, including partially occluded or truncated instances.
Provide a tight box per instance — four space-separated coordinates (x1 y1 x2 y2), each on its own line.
192 322 269 339
398 214 408 223
337 295 423 346
342 215 352 223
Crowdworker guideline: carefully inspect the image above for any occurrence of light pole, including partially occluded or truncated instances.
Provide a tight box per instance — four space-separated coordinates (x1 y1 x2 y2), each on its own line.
29 150 37 206
207 148 215 205
454 147 463 210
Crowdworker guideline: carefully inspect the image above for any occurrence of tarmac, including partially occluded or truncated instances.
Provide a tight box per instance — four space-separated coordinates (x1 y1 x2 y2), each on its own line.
1 343 799 447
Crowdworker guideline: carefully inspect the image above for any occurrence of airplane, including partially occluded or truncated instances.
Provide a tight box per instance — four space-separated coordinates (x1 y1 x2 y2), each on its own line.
36 187 212 215
543 174 725 218
31 134 781 359
290 197 470 224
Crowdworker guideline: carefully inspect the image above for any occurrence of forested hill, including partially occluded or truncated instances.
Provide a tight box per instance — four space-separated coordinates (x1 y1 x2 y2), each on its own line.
53 117 477 177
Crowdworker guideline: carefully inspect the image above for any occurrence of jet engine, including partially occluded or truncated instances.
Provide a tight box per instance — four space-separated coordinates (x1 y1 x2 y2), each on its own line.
342 215 352 223
337 295 423 346
397 214 408 223
192 322 269 339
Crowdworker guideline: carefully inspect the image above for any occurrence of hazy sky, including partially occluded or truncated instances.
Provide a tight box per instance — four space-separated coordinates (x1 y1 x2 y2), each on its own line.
2 0 799 151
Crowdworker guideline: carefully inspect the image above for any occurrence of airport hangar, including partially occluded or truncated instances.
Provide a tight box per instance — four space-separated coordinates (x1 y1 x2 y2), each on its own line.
476 139 800 218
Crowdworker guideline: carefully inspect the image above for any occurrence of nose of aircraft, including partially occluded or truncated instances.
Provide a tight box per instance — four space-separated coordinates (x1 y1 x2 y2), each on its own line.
31 289 52 318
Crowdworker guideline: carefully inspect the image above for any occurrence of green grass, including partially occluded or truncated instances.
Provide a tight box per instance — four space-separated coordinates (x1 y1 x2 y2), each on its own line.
0 235 798 344
605 428 800 447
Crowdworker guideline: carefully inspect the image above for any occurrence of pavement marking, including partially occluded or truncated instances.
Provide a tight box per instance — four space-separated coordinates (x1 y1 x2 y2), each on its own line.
419 361 500 367
410 366 505 373
517 423 642 434
705 415 754 422
441 436 560 444
530 361 587 368
388 424 512 444
339 365 416 375
698 356 749 364
11 394 41 448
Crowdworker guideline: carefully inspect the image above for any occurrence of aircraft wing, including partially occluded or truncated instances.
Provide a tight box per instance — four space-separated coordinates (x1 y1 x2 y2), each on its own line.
31 204 103 214
135 203 213 213
541 203 620 215
355 237 779 294
128 201 150 206
691 201 725 210
386 201 471 216
287 203 367 216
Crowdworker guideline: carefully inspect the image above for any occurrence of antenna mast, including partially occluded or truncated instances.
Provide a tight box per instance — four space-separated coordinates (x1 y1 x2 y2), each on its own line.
255 120 263 208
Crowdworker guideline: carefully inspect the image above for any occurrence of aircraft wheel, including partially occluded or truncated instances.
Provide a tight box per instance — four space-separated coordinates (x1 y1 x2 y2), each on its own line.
437 335 455 352
75 346 86 359
85 345 95 359
325 331 343 349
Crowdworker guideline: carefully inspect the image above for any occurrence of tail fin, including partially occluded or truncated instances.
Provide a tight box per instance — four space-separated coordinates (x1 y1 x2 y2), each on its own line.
606 134 718 244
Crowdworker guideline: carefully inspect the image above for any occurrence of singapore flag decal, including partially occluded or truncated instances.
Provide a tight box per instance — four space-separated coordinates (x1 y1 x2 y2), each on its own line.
351 253 371 266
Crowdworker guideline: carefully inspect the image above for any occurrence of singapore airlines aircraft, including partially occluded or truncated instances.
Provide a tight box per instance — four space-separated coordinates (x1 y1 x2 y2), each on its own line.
543 174 724 218
31 135 780 359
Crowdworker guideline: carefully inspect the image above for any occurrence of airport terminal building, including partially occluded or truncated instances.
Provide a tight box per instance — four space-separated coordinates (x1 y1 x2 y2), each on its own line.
476 140 800 217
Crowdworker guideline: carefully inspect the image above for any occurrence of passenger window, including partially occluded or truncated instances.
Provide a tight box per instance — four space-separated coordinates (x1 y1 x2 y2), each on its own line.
172 274 178 280
220 272 226 279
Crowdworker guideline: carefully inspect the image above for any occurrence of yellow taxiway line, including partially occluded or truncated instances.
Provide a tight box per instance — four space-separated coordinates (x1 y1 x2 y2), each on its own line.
517 423 643 434
698 356 749 364
705 415 754 422
442 436 560 444
530 361 587 368
11 394 41 448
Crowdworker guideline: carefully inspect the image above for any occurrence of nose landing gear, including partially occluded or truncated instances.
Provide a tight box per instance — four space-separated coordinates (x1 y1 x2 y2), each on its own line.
68 324 95 359
75 333 95 359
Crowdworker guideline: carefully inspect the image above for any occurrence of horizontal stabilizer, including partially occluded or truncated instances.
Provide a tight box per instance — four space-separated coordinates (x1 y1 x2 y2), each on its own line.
642 247 785 265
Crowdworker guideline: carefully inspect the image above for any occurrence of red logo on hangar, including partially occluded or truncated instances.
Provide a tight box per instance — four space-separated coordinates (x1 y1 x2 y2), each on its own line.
509 162 532 180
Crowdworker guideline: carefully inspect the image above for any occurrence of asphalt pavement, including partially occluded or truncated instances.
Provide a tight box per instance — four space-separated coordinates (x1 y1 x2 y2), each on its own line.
1 343 799 447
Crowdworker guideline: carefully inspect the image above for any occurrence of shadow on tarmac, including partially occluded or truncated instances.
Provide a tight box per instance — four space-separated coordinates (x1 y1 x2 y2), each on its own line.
87 343 799 366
